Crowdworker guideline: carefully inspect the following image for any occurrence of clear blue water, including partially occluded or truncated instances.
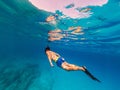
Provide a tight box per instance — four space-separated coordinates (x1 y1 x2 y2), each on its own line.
0 0 120 90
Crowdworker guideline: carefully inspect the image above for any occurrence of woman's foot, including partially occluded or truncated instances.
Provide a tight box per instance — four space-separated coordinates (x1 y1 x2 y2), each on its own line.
82 66 86 71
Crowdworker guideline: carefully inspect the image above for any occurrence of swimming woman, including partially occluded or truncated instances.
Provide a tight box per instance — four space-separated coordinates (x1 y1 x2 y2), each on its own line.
45 46 85 71
45 46 101 82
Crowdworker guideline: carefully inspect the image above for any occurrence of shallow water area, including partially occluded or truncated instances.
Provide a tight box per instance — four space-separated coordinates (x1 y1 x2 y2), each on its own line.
0 0 120 90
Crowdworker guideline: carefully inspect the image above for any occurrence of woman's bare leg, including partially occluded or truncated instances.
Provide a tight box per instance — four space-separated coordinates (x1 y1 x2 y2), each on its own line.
62 62 85 71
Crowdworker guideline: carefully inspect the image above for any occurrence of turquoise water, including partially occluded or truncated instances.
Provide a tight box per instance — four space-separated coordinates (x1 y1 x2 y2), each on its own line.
0 0 120 90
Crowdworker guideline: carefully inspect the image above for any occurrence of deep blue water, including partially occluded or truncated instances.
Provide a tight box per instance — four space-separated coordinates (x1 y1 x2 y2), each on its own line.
0 0 120 90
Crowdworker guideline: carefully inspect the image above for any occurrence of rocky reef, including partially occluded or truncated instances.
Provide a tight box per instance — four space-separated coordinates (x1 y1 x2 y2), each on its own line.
0 64 54 90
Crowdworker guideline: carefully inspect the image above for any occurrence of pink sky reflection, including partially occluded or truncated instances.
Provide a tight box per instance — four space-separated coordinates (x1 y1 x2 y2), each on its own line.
29 0 108 18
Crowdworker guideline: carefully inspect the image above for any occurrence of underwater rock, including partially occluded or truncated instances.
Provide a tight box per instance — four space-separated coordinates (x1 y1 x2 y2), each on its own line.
0 63 54 90
0 64 41 90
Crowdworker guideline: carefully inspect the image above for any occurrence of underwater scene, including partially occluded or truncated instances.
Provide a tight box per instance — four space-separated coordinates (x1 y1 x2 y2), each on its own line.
0 0 120 90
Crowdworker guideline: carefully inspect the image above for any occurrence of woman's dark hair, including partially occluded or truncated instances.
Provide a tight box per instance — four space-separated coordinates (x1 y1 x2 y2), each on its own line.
45 46 50 53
